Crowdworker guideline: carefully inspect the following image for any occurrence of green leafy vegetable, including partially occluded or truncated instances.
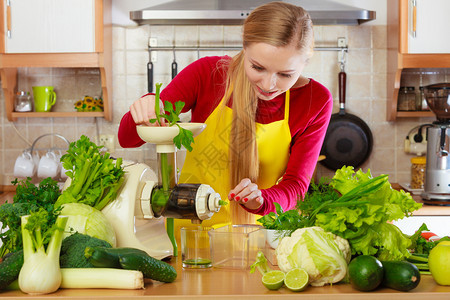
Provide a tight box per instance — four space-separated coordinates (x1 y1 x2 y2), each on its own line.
257 202 307 231
149 83 195 151
305 167 421 260
0 178 61 257
276 227 350 286
59 203 116 247
54 135 125 210
258 166 422 261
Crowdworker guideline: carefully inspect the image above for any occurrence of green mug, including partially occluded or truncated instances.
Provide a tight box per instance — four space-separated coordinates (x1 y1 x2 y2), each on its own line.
32 86 56 112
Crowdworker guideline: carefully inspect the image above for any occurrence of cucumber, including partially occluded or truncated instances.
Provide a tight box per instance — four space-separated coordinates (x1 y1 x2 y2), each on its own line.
85 247 148 268
119 252 177 283
381 260 421 291
0 250 24 290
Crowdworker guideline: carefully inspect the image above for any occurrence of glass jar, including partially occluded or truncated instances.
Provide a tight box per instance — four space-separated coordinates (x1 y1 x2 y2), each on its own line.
418 86 429 111
411 156 426 189
398 86 417 111
14 91 33 112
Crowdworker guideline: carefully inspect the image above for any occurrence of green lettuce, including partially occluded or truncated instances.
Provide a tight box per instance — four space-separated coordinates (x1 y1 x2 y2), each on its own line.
315 166 422 260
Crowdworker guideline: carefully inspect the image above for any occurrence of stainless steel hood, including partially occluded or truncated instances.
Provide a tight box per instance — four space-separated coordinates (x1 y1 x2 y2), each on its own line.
130 0 376 26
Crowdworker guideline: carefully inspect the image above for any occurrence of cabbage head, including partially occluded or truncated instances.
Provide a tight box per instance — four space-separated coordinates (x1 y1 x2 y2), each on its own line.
275 227 350 286
60 203 116 247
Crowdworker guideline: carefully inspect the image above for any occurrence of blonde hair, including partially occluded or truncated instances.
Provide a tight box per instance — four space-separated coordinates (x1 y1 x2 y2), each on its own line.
223 2 314 224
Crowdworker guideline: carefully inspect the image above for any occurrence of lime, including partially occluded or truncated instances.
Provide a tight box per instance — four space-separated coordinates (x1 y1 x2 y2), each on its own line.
428 244 450 285
348 255 383 291
284 268 309 292
262 270 285 290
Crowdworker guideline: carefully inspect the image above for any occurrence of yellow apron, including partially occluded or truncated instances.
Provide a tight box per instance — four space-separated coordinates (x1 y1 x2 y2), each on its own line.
175 90 292 234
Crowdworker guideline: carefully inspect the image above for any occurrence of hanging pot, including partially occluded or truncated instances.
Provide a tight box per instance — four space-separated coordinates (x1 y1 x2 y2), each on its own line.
320 67 373 171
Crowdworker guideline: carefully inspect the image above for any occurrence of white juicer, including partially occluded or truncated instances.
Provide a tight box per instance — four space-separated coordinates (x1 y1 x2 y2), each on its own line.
101 123 223 259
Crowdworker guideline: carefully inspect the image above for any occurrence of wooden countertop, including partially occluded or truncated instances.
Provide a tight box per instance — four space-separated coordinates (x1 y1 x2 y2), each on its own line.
1 255 450 299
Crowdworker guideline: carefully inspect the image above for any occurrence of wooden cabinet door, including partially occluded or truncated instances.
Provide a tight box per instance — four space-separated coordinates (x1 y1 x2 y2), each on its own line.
4 0 95 53
407 0 450 53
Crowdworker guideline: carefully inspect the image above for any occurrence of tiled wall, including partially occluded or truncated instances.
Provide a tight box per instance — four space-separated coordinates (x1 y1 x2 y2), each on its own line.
0 23 437 186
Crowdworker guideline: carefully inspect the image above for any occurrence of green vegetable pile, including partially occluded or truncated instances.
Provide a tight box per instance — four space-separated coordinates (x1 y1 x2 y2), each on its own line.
0 178 61 257
55 135 125 211
258 166 422 261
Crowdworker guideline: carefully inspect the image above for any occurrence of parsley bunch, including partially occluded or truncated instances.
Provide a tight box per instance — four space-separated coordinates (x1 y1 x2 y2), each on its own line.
0 177 61 257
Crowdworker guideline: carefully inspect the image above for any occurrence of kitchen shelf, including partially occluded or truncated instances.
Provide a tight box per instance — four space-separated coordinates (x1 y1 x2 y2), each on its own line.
387 0 450 121
0 0 112 122
10 111 106 119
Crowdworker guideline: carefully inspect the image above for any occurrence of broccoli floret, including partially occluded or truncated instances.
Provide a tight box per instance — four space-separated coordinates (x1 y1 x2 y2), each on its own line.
60 233 111 268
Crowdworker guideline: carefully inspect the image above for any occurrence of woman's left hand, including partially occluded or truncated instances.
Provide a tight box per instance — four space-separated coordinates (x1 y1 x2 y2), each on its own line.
228 178 263 210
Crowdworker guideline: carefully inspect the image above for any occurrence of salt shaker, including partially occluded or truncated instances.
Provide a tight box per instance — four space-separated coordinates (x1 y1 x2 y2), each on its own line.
14 91 33 112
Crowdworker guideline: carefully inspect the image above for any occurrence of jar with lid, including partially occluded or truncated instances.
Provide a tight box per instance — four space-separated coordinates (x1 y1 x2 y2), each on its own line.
398 86 417 111
411 156 426 189
14 91 33 112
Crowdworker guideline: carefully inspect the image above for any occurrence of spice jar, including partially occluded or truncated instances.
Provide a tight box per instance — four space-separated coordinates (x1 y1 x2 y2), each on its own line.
411 156 426 189
398 86 416 111
14 91 33 112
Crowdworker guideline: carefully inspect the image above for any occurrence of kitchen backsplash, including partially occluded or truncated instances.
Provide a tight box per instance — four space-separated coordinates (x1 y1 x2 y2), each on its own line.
0 23 438 186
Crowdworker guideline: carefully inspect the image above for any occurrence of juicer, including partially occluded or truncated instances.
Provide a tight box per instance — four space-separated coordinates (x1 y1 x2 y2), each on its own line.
101 123 223 259
421 83 450 203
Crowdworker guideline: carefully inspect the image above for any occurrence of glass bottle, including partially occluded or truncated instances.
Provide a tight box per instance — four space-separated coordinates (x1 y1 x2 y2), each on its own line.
14 91 33 112
411 156 426 189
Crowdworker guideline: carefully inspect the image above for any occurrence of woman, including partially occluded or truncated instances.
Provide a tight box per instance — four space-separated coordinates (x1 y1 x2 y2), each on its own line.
118 1 333 226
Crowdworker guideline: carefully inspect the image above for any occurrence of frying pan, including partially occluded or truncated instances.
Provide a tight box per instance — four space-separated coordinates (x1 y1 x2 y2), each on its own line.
320 67 373 171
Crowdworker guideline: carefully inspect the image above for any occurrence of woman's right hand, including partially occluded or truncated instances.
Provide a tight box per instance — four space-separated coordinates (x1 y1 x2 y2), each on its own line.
129 94 166 126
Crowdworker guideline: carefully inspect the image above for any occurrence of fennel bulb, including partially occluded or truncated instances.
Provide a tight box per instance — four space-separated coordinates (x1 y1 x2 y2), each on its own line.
18 211 68 295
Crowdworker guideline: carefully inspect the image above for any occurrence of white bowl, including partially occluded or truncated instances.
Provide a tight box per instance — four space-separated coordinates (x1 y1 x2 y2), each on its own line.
137 123 206 145
264 229 289 249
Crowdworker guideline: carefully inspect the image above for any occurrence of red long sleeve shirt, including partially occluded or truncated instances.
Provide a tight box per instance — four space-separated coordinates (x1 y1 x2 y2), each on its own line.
118 56 333 215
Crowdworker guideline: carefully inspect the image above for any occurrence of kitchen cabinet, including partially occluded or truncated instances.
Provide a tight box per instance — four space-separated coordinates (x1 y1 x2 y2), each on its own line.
387 0 450 121
406 0 450 54
0 0 112 121
4 0 95 53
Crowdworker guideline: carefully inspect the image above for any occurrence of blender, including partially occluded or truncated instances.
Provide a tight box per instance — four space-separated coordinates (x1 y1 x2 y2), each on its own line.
421 83 450 203
101 123 223 259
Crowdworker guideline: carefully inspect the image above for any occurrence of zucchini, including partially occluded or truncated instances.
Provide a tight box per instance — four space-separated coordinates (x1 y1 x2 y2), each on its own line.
381 260 421 291
0 250 24 290
119 252 177 283
84 246 148 268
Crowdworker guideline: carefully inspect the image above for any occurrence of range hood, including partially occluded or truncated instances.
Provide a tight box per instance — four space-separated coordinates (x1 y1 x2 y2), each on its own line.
130 0 376 26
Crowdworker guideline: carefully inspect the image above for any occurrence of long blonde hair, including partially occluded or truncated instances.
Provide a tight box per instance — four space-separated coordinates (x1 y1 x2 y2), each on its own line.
223 2 314 224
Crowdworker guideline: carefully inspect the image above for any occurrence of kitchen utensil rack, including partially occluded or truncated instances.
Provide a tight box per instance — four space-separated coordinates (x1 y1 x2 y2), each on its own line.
146 38 348 92
147 45 348 54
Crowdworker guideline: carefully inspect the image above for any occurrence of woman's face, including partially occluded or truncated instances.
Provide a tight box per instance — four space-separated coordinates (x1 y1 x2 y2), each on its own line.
243 42 309 101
